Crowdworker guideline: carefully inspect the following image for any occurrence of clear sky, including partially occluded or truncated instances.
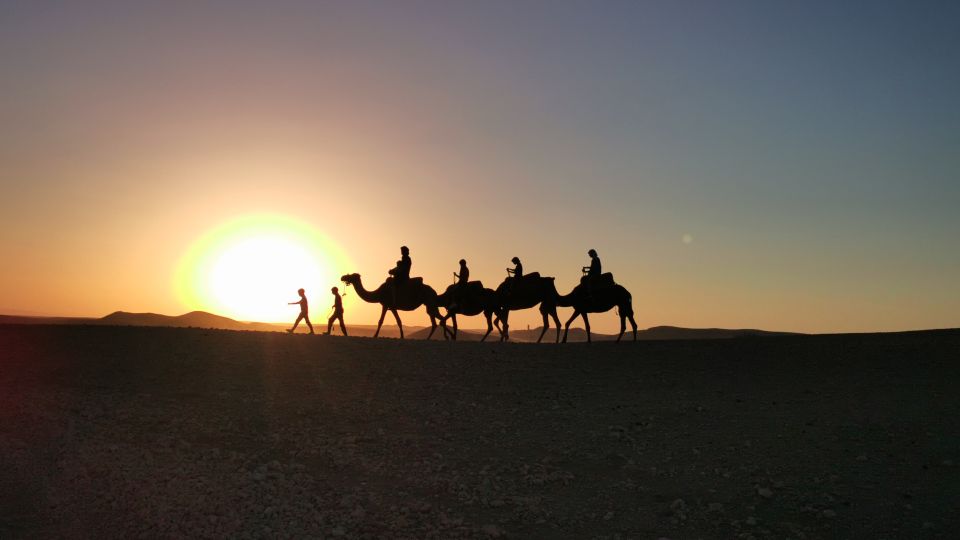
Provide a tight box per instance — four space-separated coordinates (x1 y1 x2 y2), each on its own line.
1 1 958 333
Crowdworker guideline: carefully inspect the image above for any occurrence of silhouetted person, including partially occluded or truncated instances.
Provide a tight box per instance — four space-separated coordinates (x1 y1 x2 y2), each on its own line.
287 288 314 334
505 256 523 295
325 286 347 336
389 245 412 282
455 258 470 284
451 258 469 310
388 245 412 305
583 249 601 277
507 256 523 280
582 249 602 297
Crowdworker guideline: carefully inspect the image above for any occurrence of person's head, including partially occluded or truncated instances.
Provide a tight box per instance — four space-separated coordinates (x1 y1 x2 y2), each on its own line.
459 259 466 266
331 286 338 294
588 249 597 258
298 288 305 296
400 245 409 255
511 256 520 264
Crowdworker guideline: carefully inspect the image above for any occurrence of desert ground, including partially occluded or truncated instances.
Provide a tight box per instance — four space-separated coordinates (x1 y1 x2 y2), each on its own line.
1 325 958 539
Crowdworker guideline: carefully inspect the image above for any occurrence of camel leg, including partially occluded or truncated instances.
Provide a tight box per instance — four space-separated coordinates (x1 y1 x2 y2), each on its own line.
374 306 388 338
437 312 449 340
391 309 404 339
551 309 561 343
562 311 580 343
582 312 592 344
629 313 638 341
537 310 549 344
426 315 437 340
451 314 459 341
500 310 510 342
617 314 627 343
482 312 493 342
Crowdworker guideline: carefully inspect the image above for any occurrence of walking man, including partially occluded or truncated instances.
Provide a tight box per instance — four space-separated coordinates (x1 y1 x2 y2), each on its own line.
326 286 347 336
287 288 314 334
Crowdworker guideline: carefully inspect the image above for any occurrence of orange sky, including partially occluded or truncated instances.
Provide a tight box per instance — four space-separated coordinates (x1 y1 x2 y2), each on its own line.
1 3 958 334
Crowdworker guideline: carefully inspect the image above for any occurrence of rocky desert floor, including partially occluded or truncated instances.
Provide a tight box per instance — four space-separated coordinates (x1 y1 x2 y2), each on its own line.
1 325 958 539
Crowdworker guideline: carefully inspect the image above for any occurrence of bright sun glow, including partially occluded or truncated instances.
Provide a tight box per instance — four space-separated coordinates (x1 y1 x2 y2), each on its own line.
176 214 350 322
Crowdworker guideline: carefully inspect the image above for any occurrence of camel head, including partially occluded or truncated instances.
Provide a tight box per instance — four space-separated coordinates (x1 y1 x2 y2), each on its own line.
340 273 361 286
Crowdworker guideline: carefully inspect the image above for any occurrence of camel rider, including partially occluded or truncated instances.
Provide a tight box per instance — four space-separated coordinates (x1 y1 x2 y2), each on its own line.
389 245 412 282
582 249 601 277
455 258 469 285
451 259 469 311
507 256 523 280
582 248 601 297
505 256 523 294
388 245 412 305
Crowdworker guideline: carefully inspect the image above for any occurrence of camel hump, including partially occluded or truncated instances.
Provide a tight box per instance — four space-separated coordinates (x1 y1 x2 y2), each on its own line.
466 280 484 290
525 271 541 280
410 277 424 286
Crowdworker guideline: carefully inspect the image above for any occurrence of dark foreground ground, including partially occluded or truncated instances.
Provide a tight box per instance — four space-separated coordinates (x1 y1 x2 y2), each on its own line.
1 326 958 539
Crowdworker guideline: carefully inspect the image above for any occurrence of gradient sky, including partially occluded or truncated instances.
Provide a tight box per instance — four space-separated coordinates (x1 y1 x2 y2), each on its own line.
1 1 958 333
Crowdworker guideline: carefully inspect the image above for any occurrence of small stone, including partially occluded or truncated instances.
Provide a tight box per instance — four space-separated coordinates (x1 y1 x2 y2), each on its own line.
670 498 686 511
603 511 614 520
822 509 836 518
707 502 724 512
856 454 868 462
757 487 773 498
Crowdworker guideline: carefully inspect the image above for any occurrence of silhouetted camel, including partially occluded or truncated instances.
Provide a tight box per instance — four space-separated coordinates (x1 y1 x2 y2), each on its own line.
557 281 638 343
340 273 445 339
436 282 503 341
495 274 562 343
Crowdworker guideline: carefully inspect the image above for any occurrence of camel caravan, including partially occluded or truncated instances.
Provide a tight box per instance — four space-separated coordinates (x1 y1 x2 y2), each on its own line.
339 247 638 343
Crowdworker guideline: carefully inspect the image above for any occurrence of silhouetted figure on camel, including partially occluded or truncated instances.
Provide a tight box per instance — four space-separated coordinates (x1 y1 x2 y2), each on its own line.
506 256 523 281
325 286 347 336
389 245 412 281
496 257 561 343
558 260 637 342
287 288 314 334
437 259 503 341
582 248 602 296
449 259 469 311
386 245 413 305
340 272 445 340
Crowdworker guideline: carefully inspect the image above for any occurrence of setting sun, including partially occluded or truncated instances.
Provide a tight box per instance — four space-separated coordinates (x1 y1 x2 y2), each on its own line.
175 214 349 322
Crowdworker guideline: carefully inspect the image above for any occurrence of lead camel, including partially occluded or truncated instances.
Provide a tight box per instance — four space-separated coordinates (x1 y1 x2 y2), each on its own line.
340 273 446 339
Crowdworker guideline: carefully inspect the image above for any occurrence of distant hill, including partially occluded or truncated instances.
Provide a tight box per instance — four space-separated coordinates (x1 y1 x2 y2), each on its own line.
94 312 422 337
95 311 283 332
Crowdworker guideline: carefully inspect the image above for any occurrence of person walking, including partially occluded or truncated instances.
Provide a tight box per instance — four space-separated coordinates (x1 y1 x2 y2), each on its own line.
325 286 347 336
287 288 314 334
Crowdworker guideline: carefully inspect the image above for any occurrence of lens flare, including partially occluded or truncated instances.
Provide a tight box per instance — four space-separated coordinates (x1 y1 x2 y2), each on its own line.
175 214 350 322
